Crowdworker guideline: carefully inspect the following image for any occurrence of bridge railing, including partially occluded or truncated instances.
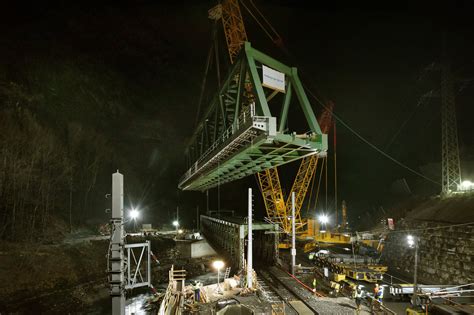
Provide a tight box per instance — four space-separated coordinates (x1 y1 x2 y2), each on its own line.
179 104 255 184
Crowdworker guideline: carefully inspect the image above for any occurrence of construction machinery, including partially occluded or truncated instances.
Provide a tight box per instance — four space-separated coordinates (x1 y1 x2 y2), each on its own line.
207 0 345 248
205 1 386 260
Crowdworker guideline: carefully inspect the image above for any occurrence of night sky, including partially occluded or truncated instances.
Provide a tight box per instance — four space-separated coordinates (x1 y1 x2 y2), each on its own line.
2 1 473 229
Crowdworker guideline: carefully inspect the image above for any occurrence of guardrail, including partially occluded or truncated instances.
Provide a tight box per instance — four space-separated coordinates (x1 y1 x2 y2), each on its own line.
180 104 255 184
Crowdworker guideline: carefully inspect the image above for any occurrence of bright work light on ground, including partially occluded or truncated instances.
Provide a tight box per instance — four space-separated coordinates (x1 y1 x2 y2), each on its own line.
212 260 224 270
212 260 225 294
459 180 474 191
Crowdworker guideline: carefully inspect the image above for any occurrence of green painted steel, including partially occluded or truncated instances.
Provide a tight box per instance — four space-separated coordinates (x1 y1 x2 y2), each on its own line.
200 215 279 270
179 42 327 191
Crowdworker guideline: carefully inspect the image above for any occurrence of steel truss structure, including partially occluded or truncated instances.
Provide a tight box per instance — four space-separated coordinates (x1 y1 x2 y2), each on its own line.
125 241 151 290
441 59 461 194
179 42 327 191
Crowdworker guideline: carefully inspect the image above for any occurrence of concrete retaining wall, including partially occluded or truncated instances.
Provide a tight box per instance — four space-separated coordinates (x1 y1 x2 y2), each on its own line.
381 219 474 284
176 240 216 259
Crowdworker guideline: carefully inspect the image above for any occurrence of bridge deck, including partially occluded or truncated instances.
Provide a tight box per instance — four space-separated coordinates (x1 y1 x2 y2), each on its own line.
179 112 325 191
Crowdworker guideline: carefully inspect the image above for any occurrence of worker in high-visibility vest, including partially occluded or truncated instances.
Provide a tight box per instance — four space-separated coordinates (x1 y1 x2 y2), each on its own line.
312 277 317 293
374 283 379 298
354 286 363 311
377 285 384 304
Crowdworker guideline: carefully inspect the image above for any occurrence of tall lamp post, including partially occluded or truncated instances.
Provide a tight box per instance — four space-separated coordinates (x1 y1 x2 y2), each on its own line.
129 208 139 232
213 260 225 294
172 220 179 234
407 235 419 306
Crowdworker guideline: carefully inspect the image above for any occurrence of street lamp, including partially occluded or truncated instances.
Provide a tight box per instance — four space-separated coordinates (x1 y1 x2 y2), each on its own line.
172 220 179 233
129 209 139 220
129 208 140 232
407 235 419 307
212 260 225 294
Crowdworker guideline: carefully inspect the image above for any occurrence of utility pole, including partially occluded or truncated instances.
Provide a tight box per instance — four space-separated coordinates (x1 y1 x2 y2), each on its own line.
291 191 296 275
196 205 200 230
247 188 253 289
334 121 338 227
413 239 419 305
110 171 125 315
441 33 461 195
206 190 209 214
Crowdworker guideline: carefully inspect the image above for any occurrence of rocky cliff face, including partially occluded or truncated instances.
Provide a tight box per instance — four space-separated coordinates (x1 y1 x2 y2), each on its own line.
382 219 474 285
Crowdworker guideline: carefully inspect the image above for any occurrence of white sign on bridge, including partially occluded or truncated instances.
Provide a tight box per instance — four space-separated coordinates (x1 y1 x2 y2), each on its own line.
262 65 285 93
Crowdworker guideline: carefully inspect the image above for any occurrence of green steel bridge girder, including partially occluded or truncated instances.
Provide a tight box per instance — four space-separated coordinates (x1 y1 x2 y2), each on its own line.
181 132 327 191
180 41 327 191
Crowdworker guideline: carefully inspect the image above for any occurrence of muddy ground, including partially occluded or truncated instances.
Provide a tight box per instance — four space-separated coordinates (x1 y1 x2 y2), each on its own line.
0 233 217 314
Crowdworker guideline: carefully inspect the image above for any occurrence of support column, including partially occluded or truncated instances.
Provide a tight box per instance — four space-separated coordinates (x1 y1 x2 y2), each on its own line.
239 225 245 270
291 191 296 275
247 188 253 289
110 171 125 315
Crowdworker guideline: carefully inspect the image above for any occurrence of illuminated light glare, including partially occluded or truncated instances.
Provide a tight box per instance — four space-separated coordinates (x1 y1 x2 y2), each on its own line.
172 220 179 227
318 214 329 224
459 180 474 191
129 209 139 219
212 260 225 270
178 229 183 234
407 235 415 247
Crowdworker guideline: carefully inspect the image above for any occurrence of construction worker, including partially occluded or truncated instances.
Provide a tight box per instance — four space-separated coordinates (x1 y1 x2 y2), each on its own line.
354 286 363 311
374 283 379 298
193 281 201 302
377 285 384 304
312 277 317 293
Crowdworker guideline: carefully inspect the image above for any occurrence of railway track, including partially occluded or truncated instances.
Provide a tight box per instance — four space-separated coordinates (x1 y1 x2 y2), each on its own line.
256 268 319 314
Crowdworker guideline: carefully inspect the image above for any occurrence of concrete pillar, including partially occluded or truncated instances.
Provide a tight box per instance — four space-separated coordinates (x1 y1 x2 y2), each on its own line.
247 188 253 289
110 171 124 315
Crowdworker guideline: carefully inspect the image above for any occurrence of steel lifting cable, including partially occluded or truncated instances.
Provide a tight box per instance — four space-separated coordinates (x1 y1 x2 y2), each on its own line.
248 0 281 40
305 158 318 216
195 22 217 127
263 33 442 186
305 84 441 186
234 2 452 186
312 156 326 212
325 155 328 211
239 1 278 43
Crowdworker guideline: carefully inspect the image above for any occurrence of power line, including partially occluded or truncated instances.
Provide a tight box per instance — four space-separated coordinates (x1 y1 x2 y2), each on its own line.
269 40 441 186
302 83 441 186
384 90 434 151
